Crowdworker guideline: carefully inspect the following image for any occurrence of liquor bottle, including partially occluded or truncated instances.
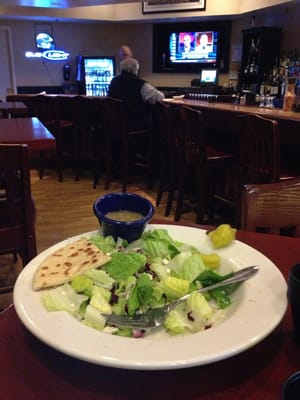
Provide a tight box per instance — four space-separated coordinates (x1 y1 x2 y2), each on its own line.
283 78 296 112
295 75 300 112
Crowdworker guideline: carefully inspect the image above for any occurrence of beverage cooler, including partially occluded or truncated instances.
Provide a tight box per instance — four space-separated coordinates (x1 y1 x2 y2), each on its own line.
76 55 115 96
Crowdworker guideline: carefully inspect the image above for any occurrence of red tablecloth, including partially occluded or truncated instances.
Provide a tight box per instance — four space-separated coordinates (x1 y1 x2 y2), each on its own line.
1 228 300 400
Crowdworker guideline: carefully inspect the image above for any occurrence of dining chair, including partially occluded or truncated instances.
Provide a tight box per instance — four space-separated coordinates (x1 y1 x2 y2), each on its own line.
157 104 235 223
95 97 153 192
211 113 296 227
241 178 300 236
0 144 37 278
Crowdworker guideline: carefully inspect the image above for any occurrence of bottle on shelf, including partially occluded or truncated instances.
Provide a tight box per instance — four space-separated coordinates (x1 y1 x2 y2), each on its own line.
283 78 296 112
295 75 300 112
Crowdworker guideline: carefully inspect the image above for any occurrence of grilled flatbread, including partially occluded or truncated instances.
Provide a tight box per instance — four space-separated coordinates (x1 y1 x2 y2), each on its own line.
32 238 111 291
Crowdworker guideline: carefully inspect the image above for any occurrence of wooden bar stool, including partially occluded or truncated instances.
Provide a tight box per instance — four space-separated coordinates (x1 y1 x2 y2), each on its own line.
212 113 297 227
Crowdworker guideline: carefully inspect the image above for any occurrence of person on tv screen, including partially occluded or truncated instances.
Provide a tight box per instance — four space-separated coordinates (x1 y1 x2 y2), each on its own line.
179 33 195 58
195 32 212 59
108 57 164 130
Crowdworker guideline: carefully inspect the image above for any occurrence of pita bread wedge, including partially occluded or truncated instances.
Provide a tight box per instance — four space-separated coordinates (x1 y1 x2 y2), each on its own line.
32 238 111 291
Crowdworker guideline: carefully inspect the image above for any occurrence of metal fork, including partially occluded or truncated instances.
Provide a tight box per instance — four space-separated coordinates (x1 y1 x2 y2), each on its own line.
102 265 259 330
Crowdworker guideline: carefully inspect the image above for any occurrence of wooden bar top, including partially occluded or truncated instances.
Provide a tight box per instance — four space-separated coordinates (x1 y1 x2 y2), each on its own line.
164 97 300 121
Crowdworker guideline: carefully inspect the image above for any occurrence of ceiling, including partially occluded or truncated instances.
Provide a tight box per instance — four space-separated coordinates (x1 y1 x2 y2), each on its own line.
0 0 138 7
0 0 295 23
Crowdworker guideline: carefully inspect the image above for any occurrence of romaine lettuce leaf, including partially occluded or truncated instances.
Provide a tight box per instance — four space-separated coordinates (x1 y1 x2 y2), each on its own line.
42 283 88 317
105 252 146 281
164 306 194 334
160 276 190 299
169 252 206 282
84 269 115 289
90 233 117 253
90 286 112 313
185 292 214 326
83 304 106 331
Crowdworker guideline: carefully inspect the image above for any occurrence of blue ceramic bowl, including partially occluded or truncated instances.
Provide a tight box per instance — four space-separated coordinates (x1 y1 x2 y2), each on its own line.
93 192 155 243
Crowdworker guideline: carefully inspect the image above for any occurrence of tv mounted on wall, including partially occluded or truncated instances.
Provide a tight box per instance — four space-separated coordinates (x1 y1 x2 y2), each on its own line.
153 21 232 73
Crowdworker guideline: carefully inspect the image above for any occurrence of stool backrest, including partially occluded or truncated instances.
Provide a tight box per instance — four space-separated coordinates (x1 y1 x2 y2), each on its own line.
241 178 300 235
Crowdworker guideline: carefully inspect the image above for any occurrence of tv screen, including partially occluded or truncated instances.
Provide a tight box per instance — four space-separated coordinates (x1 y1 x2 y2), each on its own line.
169 31 217 65
200 68 218 84
153 21 231 73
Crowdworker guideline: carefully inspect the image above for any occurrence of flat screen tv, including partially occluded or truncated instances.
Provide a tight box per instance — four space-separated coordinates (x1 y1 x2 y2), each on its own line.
153 21 231 73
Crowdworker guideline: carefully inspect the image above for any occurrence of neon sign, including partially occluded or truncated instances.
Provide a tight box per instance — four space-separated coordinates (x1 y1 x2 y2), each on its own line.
25 31 70 61
25 50 70 60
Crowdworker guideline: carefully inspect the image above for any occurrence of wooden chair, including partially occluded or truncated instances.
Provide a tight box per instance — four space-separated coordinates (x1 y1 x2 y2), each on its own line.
156 103 235 223
31 95 75 182
241 178 300 236
95 97 153 192
0 144 37 274
154 101 177 210
71 95 96 180
212 113 296 227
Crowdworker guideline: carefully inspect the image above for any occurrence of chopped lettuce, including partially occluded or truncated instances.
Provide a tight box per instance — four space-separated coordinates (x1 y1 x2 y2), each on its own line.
185 292 214 327
127 273 153 315
169 252 206 282
164 306 194 334
83 269 115 290
83 304 106 331
42 283 88 317
41 226 239 337
90 234 117 253
160 276 190 300
104 252 146 281
90 286 112 313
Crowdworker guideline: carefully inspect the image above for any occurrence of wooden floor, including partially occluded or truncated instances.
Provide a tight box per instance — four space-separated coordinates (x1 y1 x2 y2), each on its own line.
0 165 199 310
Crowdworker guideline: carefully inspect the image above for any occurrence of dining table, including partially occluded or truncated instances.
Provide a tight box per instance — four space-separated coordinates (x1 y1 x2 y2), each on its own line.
0 117 55 151
0 101 28 118
0 117 56 178
1 220 300 400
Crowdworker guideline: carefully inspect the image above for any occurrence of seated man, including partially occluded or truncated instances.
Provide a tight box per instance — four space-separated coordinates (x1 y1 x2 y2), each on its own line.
108 57 164 130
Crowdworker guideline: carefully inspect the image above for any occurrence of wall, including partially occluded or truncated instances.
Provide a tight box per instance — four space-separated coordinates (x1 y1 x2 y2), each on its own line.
1 1 299 94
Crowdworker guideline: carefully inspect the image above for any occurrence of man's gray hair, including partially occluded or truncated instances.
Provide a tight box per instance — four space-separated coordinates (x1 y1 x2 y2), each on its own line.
120 57 139 76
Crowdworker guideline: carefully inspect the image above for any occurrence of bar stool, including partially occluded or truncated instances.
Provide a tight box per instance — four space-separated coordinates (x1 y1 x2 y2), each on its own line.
241 178 300 236
212 113 297 227
156 103 235 223
71 95 96 181
96 97 153 192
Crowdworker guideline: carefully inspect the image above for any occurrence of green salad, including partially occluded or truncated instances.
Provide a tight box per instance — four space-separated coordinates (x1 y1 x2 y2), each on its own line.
41 227 237 338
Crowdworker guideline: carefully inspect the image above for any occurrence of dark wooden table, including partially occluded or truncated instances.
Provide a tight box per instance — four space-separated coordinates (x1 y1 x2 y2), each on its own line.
0 117 55 150
1 223 300 400
0 117 56 178
0 101 28 118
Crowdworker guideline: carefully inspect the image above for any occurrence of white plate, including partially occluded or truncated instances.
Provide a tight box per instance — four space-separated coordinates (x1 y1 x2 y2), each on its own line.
13 224 287 370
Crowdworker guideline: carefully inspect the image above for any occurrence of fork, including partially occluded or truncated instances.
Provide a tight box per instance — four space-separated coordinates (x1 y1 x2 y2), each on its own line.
102 265 259 330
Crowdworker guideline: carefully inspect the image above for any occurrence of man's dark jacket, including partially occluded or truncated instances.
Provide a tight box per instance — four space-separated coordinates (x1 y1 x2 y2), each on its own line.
108 71 152 130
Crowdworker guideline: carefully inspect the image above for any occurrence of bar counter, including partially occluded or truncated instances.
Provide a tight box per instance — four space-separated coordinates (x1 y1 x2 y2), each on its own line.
164 98 300 146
